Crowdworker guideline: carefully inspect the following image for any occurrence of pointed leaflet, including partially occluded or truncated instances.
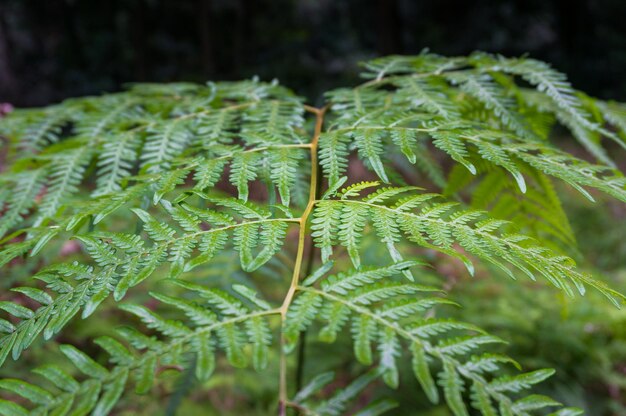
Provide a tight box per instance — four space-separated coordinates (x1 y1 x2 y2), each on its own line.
193 158 228 191
229 151 260 202
284 292 322 348
184 229 228 272
216 323 248 368
94 132 141 196
390 128 418 163
318 301 351 343
393 77 460 119
0 379 54 405
0 169 46 236
270 147 303 206
378 327 400 388
193 331 215 381
311 200 342 262
234 223 259 271
353 128 389 182
338 202 368 268
245 220 288 272
141 119 190 172
245 316 271 371
60 345 109 379
92 368 128 416
440 359 468 416
32 365 79 393
411 342 439 403
38 147 93 222
352 314 376 365
292 371 335 403
319 131 351 186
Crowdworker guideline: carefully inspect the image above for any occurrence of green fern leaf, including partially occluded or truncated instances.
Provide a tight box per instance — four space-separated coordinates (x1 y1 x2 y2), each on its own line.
0 52 623 416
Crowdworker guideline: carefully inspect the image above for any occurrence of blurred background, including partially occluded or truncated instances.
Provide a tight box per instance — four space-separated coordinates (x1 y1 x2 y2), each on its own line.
1 0 626 107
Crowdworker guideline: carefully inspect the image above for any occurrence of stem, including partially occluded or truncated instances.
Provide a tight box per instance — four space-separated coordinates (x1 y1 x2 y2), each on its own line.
294 329 307 394
294 244 317 394
293 233 318 396
278 105 327 415
294 141 324 392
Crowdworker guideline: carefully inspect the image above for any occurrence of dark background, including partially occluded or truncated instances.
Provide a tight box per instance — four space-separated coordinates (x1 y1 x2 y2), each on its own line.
1 0 625 107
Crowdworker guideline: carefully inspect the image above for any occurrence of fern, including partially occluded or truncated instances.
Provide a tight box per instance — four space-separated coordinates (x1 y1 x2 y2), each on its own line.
0 52 624 415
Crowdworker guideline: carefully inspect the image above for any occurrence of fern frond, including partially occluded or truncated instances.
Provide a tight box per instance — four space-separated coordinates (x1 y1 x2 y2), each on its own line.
20 106 71 152
0 52 623 415
35 147 93 223
0 193 295 362
0 282 278 415
270 147 305 206
229 151 260 202
290 369 397 416
448 73 535 140
318 131 351 186
288 262 563 415
321 119 626 202
474 55 594 130
73 94 140 142
241 100 305 145
0 169 47 236
468 168 576 250
194 107 239 148
141 119 191 172
361 53 467 79
93 132 142 196
312 187 625 304
393 77 460 120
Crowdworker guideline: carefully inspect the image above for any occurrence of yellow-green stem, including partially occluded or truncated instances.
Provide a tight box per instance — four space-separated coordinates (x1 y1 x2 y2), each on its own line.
278 105 326 415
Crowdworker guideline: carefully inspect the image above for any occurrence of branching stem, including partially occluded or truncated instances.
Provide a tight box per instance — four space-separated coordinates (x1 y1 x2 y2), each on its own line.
278 105 327 416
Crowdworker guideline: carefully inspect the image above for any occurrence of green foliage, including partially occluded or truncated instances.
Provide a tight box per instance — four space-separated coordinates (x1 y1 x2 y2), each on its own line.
0 51 625 415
